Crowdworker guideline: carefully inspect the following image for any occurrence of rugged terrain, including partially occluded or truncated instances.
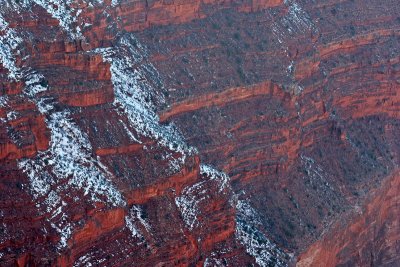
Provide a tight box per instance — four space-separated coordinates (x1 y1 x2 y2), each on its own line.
0 0 399 266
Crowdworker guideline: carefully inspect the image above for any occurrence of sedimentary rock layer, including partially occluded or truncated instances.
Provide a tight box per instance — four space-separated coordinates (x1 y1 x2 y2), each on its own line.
0 0 399 266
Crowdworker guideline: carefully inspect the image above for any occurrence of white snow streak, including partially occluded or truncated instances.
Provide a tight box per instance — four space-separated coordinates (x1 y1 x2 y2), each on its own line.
235 200 288 266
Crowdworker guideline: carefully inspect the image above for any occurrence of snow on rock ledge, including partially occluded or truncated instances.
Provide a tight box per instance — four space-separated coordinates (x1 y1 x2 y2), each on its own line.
176 164 231 230
94 34 197 174
19 109 125 206
235 200 289 266
200 164 230 192
0 14 22 80
0 13 125 249
125 205 151 245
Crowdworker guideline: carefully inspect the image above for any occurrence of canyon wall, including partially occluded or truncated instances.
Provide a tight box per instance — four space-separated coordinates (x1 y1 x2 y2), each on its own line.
297 171 400 266
136 0 400 256
0 0 399 266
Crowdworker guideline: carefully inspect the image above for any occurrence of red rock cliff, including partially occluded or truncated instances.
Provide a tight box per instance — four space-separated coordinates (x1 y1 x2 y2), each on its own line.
0 0 399 266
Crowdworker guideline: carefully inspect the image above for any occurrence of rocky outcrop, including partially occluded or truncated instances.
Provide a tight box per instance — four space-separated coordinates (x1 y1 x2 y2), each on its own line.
297 171 400 266
0 1 267 266
136 0 400 258
0 0 399 266
81 0 284 41
0 96 50 160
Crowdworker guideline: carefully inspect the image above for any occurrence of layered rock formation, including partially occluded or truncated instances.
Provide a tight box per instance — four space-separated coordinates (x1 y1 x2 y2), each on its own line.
297 171 400 266
0 0 399 266
138 0 400 256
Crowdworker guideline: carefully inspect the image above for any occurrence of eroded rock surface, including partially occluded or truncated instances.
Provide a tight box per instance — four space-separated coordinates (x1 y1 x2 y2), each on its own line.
0 0 399 266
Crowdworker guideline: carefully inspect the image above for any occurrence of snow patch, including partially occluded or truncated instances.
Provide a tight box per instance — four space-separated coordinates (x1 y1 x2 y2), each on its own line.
175 180 208 230
301 155 334 191
272 1 316 45
176 165 231 230
0 96 8 107
125 205 151 244
74 251 99 267
0 14 22 80
111 0 120 7
29 0 83 39
19 110 125 206
16 68 125 248
95 34 197 174
235 200 288 266
200 164 229 192
204 258 225 267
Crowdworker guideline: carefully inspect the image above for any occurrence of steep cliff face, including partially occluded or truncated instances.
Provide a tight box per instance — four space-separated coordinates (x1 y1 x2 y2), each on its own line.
0 1 285 266
0 0 399 266
137 0 400 256
297 171 400 267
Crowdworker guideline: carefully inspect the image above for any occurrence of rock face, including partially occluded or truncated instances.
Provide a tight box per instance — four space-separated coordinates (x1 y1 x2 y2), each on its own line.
0 0 399 266
297 171 400 267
